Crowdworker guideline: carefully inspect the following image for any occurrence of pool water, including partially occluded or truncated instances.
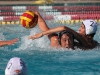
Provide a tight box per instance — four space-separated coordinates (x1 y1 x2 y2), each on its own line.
0 21 100 75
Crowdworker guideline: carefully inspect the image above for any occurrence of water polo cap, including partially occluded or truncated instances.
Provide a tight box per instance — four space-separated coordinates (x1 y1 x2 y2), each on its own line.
82 19 98 35
5 57 28 75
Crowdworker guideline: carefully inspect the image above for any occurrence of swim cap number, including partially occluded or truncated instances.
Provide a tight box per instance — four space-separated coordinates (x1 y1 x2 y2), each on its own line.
90 21 94 27
7 63 12 69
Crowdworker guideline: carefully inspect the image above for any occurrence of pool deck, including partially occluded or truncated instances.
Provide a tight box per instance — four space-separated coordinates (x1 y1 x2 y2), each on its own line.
0 1 100 5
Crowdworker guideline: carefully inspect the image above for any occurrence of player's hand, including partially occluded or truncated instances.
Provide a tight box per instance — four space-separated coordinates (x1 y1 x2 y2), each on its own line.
28 33 43 40
7 38 19 45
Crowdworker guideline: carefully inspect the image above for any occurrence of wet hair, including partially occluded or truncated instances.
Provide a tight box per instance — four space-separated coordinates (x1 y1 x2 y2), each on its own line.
58 30 74 45
86 33 95 38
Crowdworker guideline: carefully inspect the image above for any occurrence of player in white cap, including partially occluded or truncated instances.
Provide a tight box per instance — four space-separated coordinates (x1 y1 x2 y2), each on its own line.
82 19 97 35
5 57 28 75
28 11 98 50
77 19 98 49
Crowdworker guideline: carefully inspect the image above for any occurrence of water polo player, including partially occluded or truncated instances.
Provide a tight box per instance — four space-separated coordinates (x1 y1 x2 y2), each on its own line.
28 11 98 50
5 57 28 75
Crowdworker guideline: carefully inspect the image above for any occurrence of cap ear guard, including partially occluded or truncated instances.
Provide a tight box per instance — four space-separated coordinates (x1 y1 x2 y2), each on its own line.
58 32 62 45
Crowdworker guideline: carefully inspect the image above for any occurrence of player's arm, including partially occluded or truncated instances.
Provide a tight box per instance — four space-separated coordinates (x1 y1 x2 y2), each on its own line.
28 26 67 39
0 38 18 47
34 11 49 32
29 26 88 46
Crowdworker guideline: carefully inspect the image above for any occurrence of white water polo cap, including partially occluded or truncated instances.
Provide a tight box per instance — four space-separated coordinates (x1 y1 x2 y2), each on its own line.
5 57 28 75
82 19 98 35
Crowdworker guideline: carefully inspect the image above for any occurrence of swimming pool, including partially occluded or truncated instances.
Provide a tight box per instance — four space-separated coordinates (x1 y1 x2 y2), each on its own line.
0 21 100 75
